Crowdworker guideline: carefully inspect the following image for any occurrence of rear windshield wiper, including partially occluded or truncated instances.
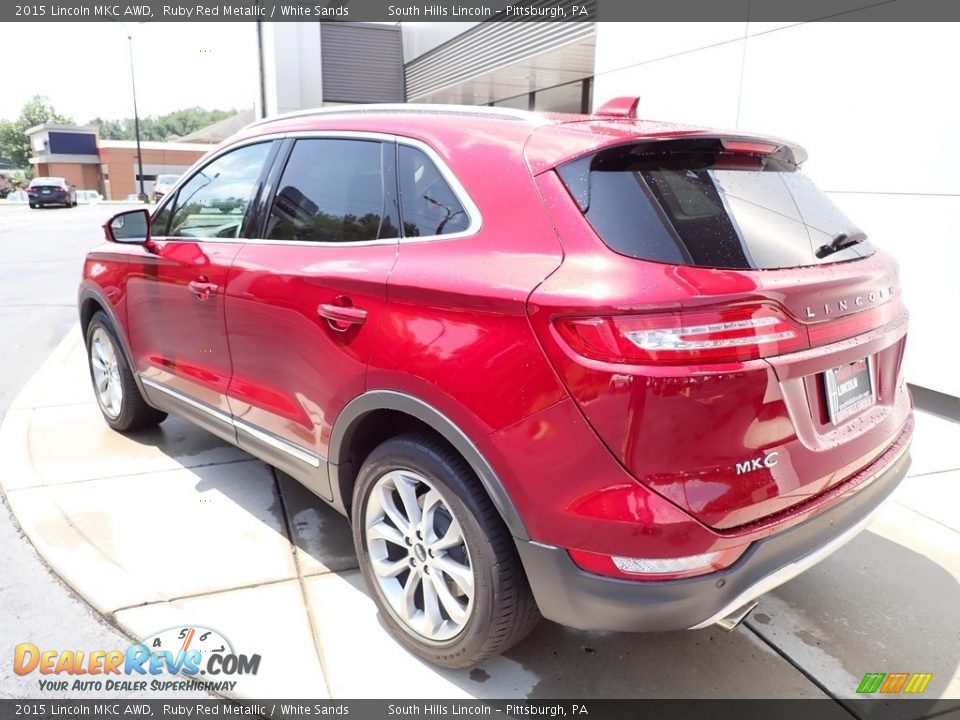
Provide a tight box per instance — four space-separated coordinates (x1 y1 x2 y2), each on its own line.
816 230 867 259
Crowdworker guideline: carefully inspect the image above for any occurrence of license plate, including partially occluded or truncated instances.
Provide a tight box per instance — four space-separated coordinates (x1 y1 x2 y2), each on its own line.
42 189 50 194
824 357 875 424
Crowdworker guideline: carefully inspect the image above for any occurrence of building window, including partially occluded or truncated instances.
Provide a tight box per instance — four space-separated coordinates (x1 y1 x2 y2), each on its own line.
491 78 593 115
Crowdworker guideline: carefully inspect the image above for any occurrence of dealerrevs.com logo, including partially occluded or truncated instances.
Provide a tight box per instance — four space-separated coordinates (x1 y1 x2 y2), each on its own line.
856 672 933 694
15 626 261 693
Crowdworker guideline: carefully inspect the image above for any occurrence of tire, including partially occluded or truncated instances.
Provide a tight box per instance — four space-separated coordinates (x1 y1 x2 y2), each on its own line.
85 311 167 432
352 433 540 668
29 203 36 209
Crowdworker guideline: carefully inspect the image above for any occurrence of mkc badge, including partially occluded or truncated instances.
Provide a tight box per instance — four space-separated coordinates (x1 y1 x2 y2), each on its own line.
736 451 779 475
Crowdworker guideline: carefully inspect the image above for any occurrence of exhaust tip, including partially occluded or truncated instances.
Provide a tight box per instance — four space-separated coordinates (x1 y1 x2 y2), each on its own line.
715 600 758 632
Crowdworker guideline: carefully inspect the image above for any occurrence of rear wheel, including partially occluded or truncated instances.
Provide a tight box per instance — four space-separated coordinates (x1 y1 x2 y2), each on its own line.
85 312 167 432
29 202 37 209
352 433 539 668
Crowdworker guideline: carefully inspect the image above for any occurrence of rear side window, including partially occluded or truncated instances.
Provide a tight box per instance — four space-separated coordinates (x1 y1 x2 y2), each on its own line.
265 138 399 243
558 141 874 270
398 145 470 238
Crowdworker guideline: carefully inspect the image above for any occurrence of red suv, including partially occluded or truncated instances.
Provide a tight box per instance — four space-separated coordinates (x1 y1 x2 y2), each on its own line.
79 100 913 668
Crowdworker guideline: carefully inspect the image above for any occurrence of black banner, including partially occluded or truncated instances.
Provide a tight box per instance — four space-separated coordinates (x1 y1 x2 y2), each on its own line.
5 0 960 23
1 700 959 720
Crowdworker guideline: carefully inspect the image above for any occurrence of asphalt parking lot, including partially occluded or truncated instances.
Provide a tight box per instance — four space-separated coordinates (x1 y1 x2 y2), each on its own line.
0 203 209 700
1 203 958 707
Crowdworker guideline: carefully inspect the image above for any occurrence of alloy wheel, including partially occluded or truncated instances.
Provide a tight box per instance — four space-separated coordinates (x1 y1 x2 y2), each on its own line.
90 327 124 419
364 470 475 642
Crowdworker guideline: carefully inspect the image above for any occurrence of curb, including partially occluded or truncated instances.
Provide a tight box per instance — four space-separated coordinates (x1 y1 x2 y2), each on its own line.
0 327 326 700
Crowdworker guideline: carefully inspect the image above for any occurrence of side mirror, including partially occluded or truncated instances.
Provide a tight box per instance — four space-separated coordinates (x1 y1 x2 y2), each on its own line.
105 209 150 244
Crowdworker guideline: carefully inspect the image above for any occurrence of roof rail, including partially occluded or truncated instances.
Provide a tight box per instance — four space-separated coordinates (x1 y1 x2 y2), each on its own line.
243 103 545 132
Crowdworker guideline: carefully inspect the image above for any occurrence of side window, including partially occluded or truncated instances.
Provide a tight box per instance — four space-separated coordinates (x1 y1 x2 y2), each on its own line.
166 142 271 239
265 138 399 243
397 145 471 238
152 200 173 236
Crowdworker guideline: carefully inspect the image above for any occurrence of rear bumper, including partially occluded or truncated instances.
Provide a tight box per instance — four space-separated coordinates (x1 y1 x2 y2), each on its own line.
30 192 69 203
517 433 911 632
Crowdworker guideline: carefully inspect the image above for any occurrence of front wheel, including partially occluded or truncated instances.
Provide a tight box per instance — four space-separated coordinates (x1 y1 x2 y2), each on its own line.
85 312 167 432
352 434 539 668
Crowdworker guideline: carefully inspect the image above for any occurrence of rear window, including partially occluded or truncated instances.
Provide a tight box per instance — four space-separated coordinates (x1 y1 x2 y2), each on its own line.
30 177 64 187
557 140 875 270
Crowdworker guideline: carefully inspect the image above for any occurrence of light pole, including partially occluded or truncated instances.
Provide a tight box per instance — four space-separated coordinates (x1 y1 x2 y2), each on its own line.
126 31 147 202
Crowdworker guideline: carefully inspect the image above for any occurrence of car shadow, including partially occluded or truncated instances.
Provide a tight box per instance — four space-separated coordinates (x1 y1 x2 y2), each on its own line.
745 528 960 704
129 416 959 700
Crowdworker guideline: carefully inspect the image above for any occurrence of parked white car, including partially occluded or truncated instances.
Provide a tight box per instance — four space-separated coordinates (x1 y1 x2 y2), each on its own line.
76 190 104 203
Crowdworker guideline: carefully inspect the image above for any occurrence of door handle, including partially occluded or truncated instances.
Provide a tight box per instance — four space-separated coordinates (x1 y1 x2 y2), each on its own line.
318 302 367 331
188 278 218 301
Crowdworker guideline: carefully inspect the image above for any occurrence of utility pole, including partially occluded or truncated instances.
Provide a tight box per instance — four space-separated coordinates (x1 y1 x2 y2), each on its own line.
127 32 147 202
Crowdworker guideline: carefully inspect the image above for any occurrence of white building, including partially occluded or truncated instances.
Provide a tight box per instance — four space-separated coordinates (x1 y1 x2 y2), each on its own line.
261 20 960 399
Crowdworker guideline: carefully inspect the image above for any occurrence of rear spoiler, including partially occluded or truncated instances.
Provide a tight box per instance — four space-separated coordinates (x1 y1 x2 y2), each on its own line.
525 95 807 174
557 136 807 214
590 96 807 166
613 134 807 169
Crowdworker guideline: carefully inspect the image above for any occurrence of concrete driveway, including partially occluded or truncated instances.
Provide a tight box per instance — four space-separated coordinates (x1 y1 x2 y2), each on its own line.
3 329 959 703
1 203 958 706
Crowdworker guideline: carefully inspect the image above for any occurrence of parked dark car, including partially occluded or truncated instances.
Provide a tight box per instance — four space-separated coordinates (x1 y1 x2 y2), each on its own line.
27 177 77 208
79 100 913 668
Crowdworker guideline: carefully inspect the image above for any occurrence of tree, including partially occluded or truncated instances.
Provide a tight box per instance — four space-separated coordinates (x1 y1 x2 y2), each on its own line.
90 107 237 142
0 95 73 169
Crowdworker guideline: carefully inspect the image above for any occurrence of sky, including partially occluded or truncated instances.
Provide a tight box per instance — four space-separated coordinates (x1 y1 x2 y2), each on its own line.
0 22 260 123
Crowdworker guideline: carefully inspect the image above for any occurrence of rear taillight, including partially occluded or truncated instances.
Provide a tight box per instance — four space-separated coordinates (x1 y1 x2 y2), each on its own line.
555 304 805 365
566 478 750 581
568 546 747 581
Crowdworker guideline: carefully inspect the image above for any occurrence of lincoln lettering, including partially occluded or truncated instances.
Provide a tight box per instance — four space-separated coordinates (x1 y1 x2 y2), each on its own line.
805 286 896 318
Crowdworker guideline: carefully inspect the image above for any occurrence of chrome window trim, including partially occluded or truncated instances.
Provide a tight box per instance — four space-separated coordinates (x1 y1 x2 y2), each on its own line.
140 377 322 469
154 130 482 248
151 135 283 229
